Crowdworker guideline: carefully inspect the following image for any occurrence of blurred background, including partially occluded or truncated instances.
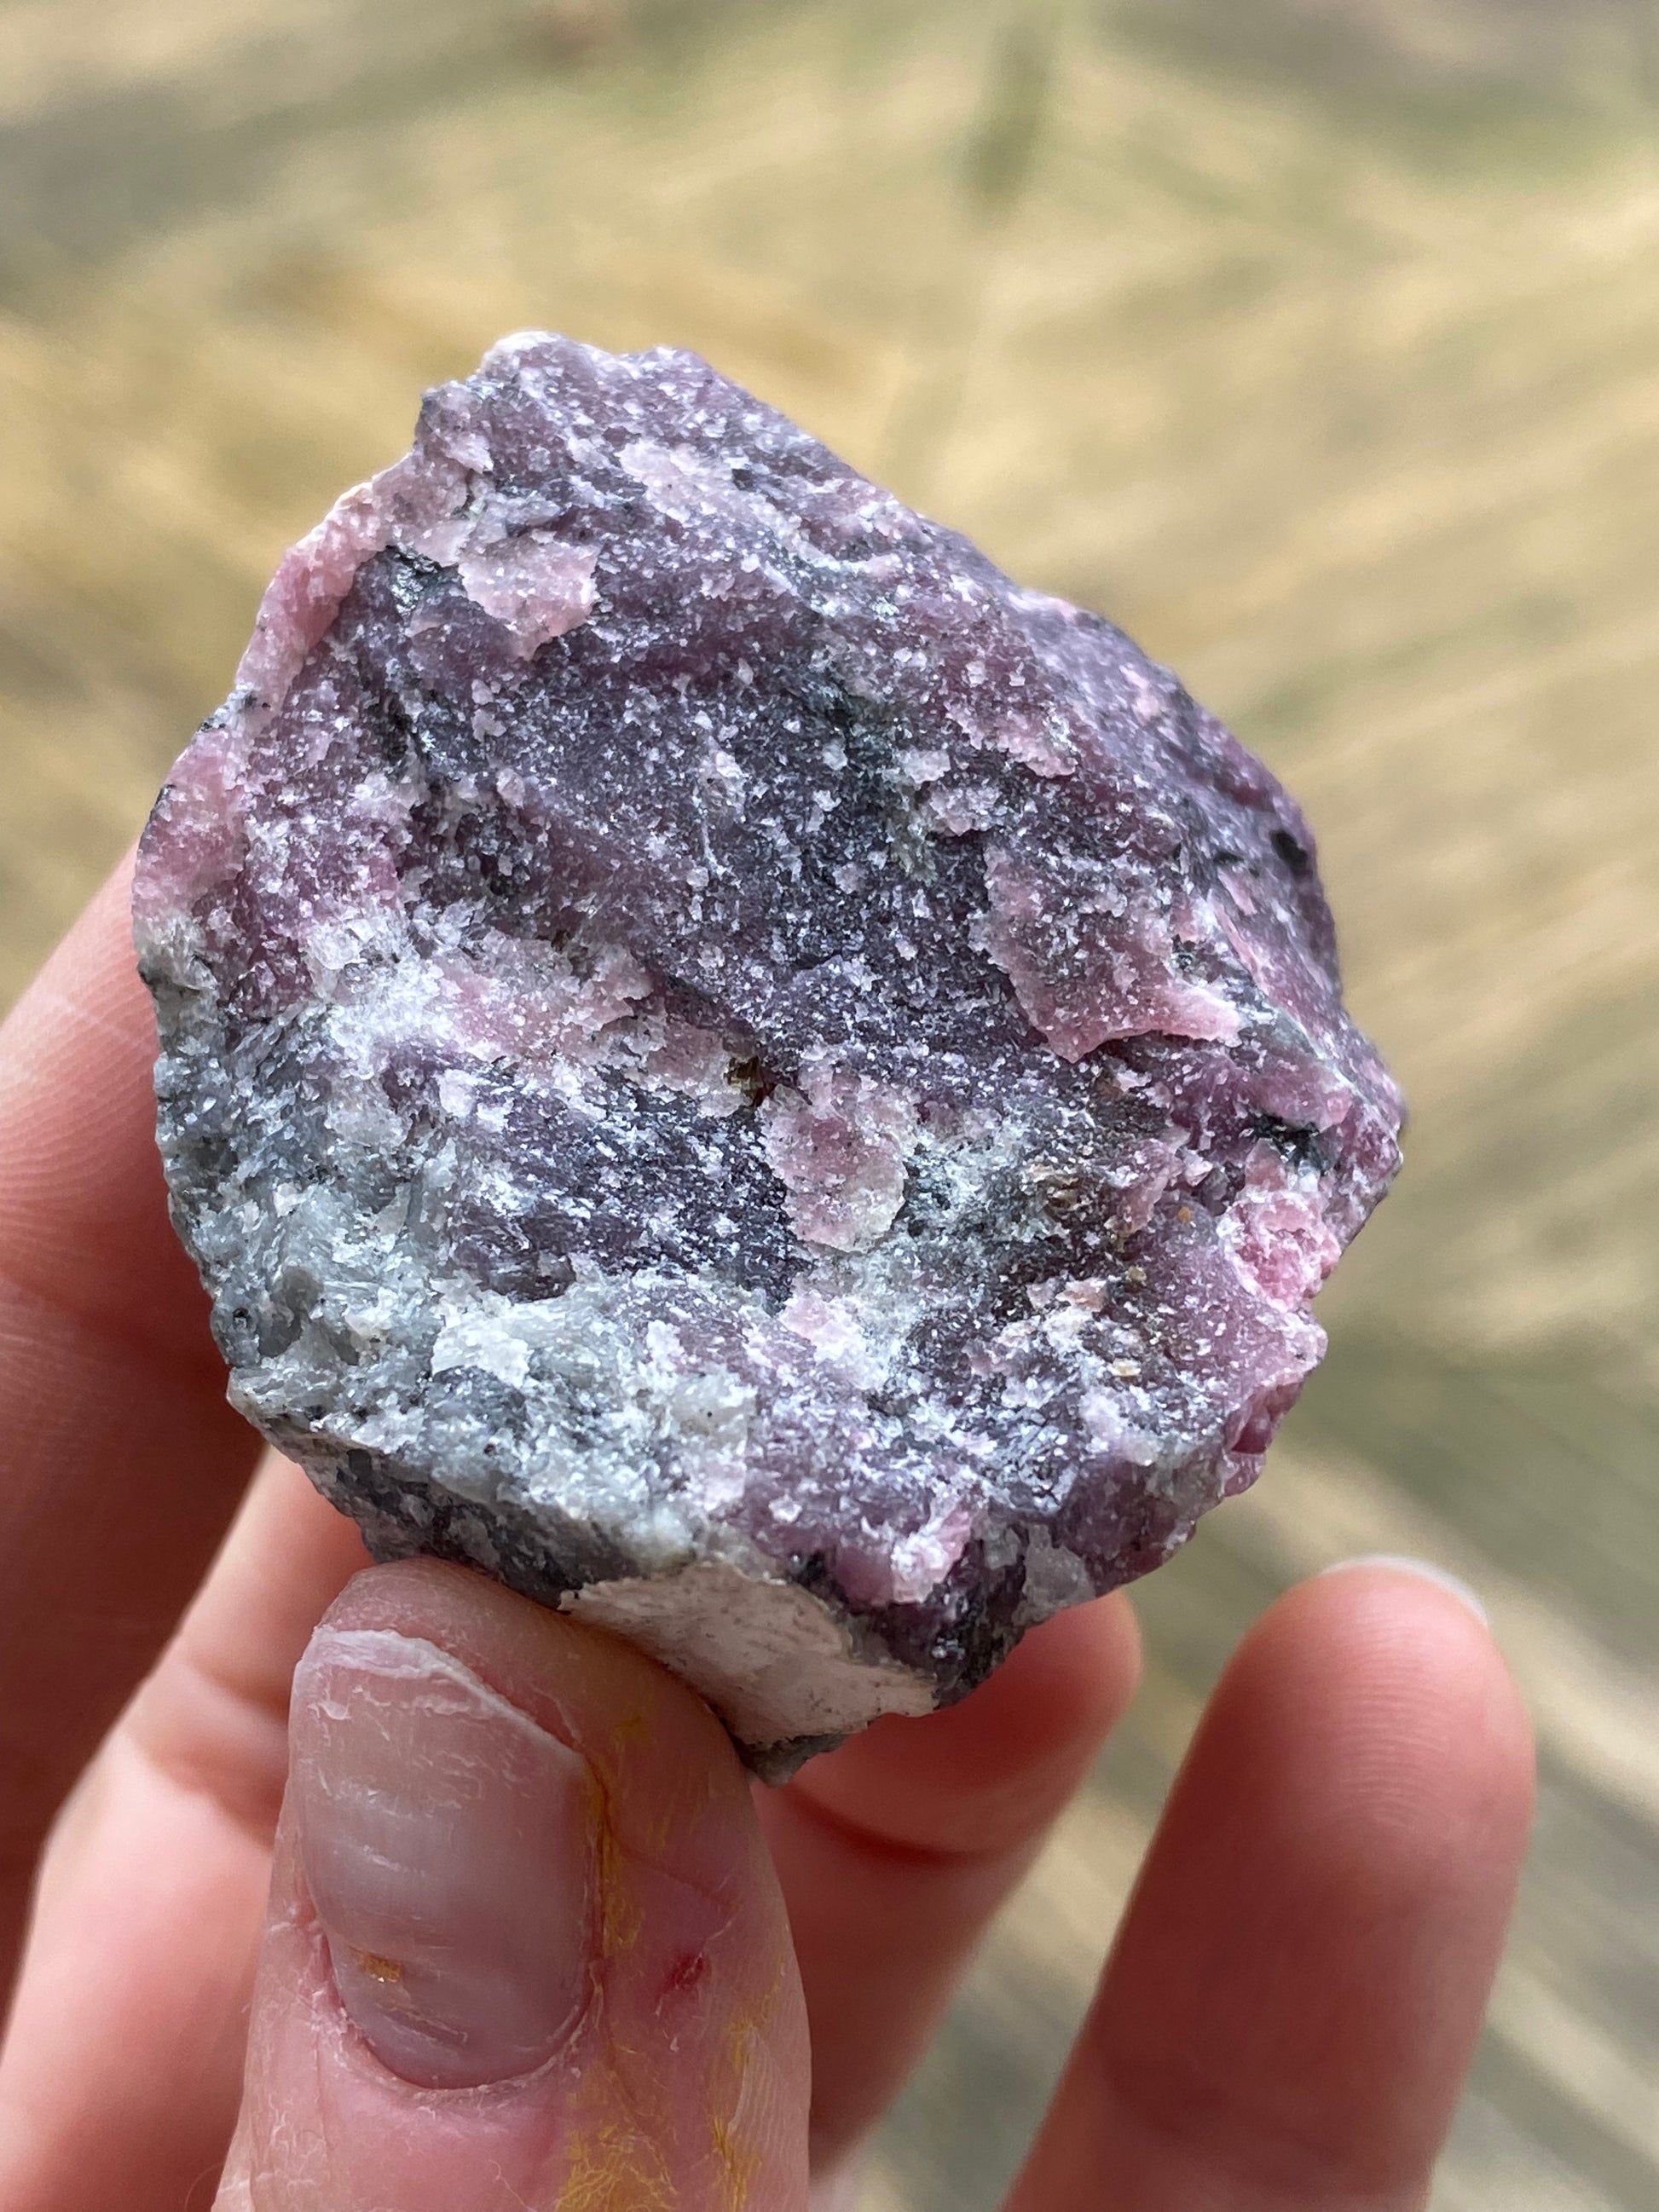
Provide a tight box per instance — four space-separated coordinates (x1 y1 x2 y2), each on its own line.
3 0 1657 2203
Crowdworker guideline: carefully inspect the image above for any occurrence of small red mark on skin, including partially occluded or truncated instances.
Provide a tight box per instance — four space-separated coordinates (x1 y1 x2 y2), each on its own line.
662 1949 709 2001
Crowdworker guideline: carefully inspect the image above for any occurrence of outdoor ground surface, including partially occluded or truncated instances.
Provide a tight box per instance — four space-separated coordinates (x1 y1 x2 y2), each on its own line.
3 2 1656 2203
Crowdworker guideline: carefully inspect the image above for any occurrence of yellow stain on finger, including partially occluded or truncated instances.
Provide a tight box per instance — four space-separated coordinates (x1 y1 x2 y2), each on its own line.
350 1950 405 1984
557 2118 676 2212
710 2105 760 2211
707 1967 789 2212
583 1769 645 1959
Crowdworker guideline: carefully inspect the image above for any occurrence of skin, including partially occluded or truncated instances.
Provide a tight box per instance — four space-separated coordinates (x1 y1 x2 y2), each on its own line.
0 860 1535 2211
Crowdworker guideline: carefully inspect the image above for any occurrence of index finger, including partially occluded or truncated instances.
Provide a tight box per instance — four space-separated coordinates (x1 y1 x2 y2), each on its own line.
0 854 260 1989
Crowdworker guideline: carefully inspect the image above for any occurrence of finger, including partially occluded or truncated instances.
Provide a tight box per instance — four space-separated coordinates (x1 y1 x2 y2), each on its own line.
1006 1564 1535 2212
0 855 261 1984
215 1558 809 2211
759 1593 1142 2177
0 1453 369 2212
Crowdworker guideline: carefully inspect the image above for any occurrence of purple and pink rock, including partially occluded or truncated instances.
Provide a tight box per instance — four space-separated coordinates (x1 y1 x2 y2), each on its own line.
135 335 1401 1776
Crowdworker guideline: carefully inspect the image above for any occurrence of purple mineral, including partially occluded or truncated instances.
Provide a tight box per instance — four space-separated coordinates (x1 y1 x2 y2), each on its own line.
135 335 1402 1774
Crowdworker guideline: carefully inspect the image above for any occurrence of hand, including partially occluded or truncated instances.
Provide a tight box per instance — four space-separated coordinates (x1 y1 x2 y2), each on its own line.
0 862 1533 2212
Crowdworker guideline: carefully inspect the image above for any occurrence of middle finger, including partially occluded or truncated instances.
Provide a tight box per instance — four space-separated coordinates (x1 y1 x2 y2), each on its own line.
760 1591 1141 2179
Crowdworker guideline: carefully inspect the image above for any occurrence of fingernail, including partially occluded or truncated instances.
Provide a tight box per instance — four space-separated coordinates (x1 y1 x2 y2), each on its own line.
291 1625 596 2089
1319 1554 1489 1628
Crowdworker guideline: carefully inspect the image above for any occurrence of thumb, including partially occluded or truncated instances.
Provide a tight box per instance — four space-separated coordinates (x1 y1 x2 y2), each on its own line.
215 1558 810 2211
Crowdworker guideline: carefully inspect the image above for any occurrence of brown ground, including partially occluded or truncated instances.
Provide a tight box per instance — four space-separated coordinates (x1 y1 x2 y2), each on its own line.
3 3 1656 2203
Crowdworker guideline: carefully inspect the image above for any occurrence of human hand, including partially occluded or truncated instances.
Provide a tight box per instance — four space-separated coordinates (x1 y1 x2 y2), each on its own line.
0 863 1534 2211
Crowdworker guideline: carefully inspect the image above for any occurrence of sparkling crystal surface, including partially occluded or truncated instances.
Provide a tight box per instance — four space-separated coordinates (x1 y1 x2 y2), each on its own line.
136 334 1402 1770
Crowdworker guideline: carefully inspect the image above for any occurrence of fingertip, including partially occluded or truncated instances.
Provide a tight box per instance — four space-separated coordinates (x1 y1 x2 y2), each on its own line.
1164 1548 1536 1932
1319 1552 1488 1625
1234 1559 1536 1865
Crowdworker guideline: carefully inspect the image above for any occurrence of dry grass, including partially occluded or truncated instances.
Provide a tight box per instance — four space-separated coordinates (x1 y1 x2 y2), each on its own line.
3 3 1656 2203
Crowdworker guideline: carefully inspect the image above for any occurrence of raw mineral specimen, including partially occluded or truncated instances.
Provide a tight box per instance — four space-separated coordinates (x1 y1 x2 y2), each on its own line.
136 334 1402 1774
